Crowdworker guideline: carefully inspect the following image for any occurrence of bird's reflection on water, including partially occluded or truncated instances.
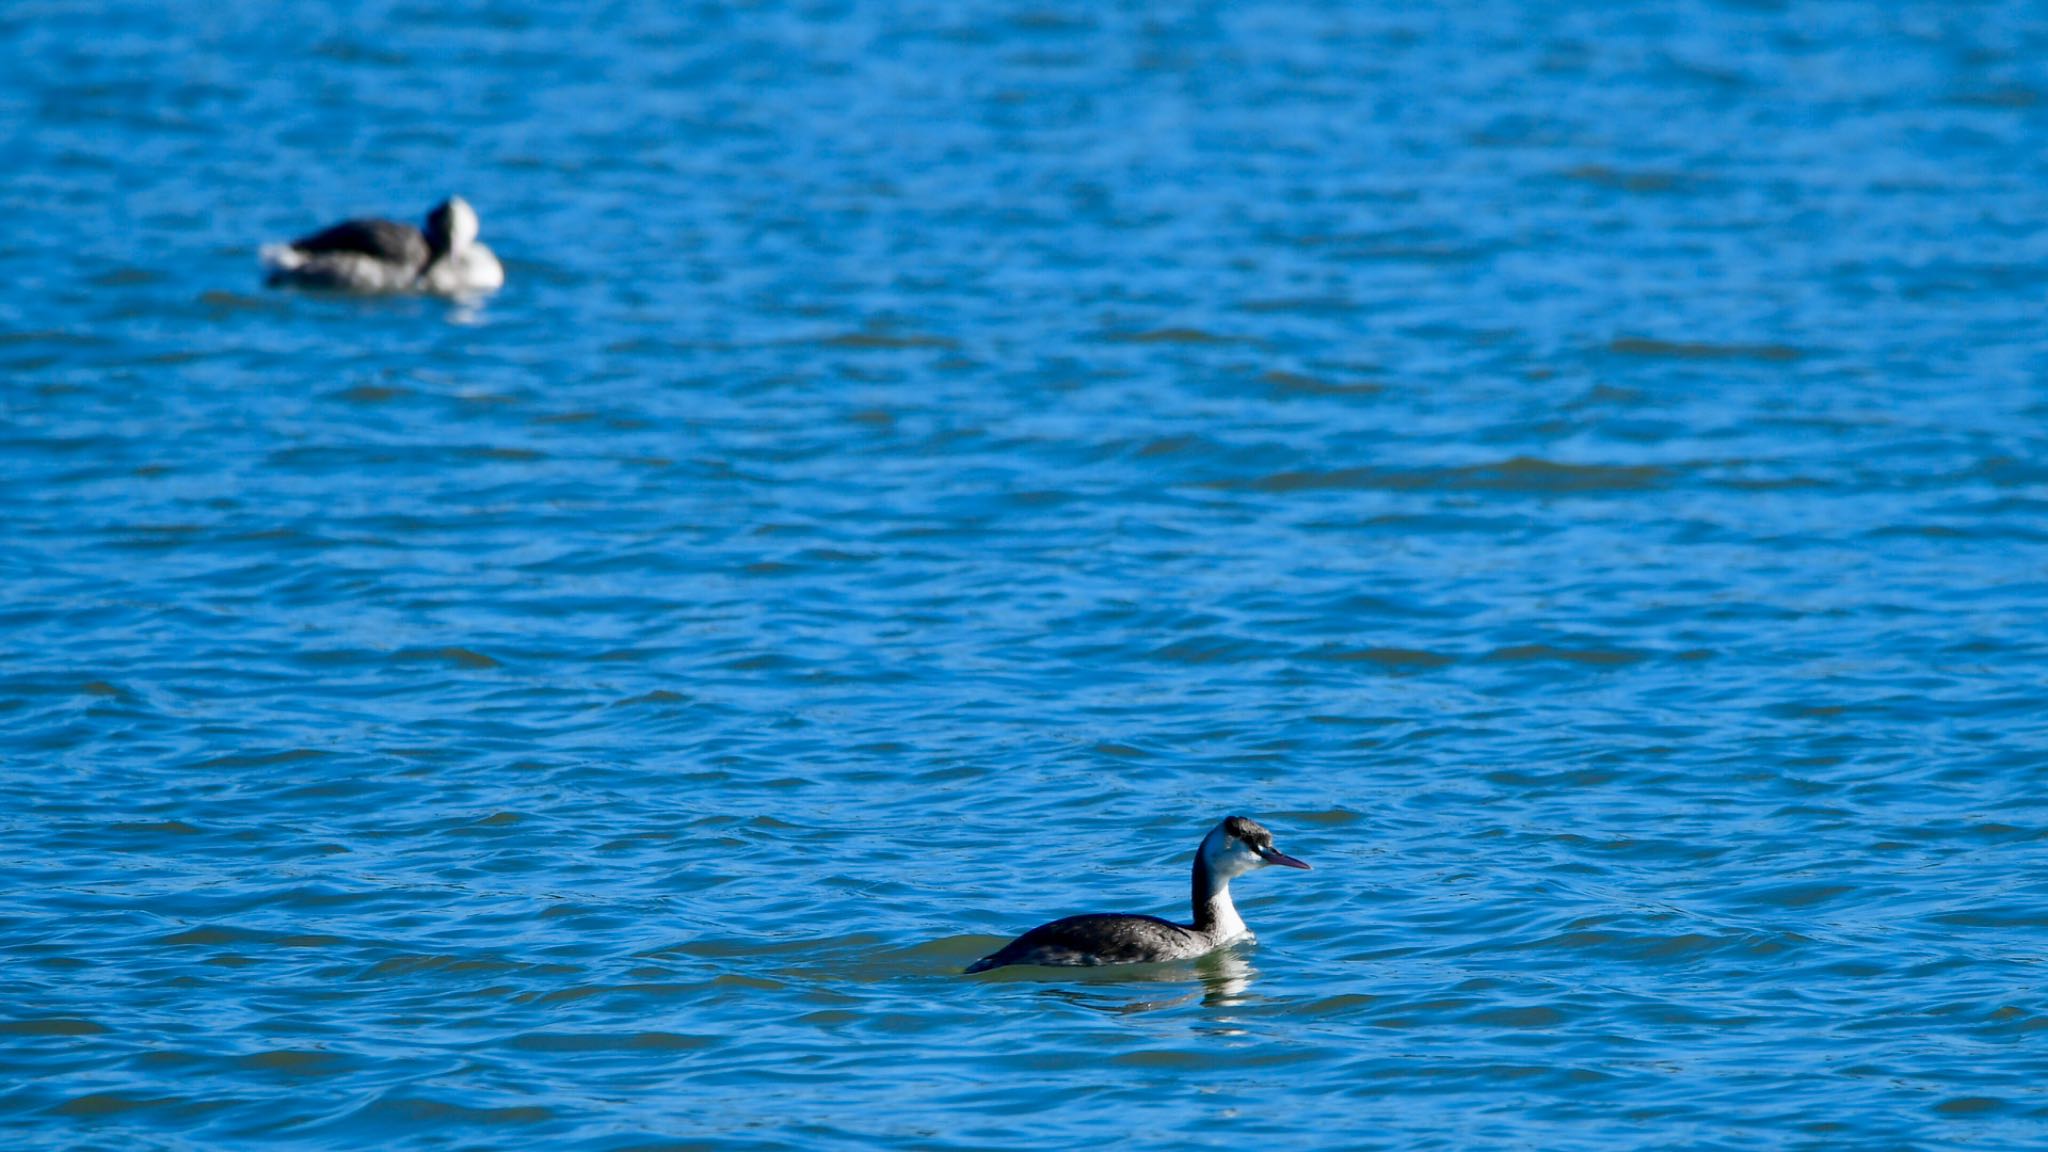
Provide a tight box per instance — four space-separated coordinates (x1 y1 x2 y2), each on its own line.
1041 949 1257 1015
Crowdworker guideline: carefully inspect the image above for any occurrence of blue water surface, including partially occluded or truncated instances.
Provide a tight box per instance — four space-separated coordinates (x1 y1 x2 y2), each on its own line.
4 1 2048 1148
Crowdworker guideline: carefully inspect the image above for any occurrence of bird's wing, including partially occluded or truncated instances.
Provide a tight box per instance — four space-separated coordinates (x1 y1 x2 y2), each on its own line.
286 218 429 266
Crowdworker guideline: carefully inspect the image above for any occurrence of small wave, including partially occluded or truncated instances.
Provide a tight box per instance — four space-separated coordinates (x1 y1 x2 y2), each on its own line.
1241 456 1671 495
110 819 202 835
1608 336 1805 362
1147 635 1280 664
502 1031 716 1053
52 1093 181 1118
1933 1096 2009 1116
0 1018 108 1036
325 1094 554 1128
393 647 500 669
818 330 958 351
1102 327 1249 346
1466 1004 1570 1029
613 689 691 708
1484 644 1647 667
1302 644 1455 670
1233 296 1362 316
1563 165 1691 193
1260 369 1383 397
235 1049 357 1075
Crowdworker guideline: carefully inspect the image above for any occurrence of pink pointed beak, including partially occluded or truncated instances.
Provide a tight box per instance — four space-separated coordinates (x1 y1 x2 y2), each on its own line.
1260 847 1311 870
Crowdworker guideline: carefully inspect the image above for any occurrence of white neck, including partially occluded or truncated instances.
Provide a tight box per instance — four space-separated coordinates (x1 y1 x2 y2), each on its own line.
1191 823 1260 943
1201 882 1247 943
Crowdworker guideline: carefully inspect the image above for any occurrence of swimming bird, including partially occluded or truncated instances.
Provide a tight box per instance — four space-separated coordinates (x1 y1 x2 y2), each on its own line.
966 815 1310 973
260 196 504 296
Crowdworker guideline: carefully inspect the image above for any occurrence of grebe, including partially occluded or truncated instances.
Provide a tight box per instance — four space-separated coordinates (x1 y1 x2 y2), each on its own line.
260 196 504 297
966 815 1310 973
